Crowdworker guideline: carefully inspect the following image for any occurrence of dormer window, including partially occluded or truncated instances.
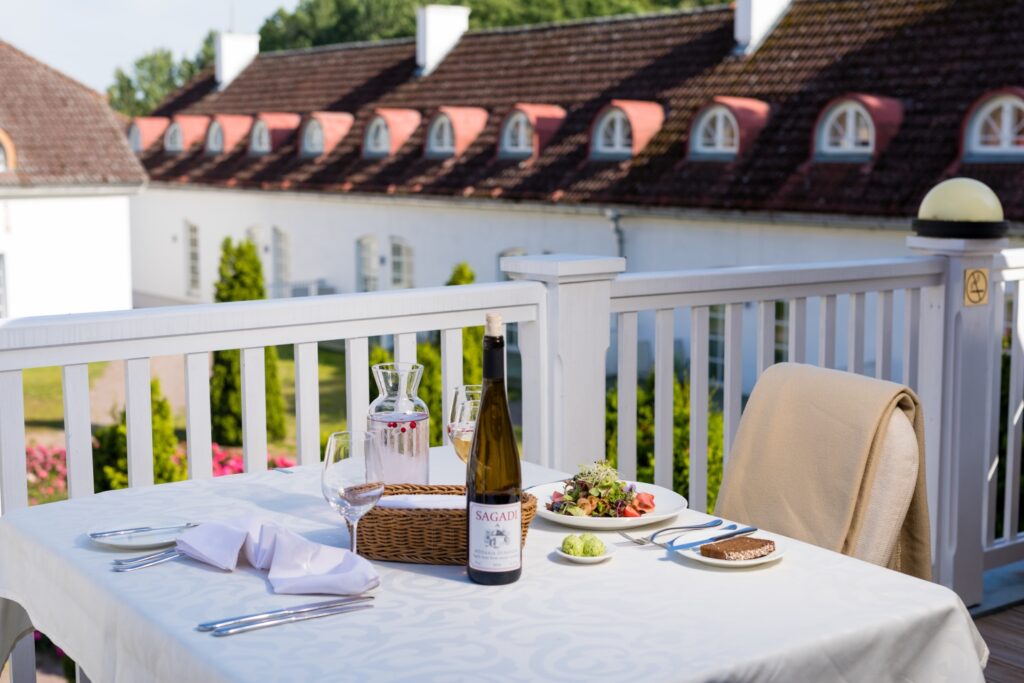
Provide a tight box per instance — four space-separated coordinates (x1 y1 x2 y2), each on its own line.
250 120 271 156
206 122 225 156
126 116 170 155
0 128 14 172
298 112 353 160
501 112 532 158
966 94 1024 159
164 123 185 154
426 115 455 158
691 105 739 158
364 116 391 159
128 125 142 153
593 109 632 159
301 120 324 158
817 100 874 157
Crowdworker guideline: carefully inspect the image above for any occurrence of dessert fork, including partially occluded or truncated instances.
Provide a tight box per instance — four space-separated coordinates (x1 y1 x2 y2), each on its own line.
618 520 729 546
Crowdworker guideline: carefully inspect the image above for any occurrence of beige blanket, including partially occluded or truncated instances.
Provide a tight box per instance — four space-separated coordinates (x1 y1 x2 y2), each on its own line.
715 363 931 580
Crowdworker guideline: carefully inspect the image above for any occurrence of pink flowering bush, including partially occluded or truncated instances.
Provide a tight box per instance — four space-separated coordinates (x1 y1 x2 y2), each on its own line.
211 442 295 477
26 443 68 505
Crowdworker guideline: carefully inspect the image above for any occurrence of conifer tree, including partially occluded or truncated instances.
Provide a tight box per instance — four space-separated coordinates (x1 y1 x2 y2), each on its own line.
445 262 483 384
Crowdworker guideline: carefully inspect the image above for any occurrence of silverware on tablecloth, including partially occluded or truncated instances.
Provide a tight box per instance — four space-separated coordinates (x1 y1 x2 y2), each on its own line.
667 526 758 552
197 596 374 632
111 551 183 572
617 519 727 546
89 522 198 539
211 603 374 636
112 548 180 565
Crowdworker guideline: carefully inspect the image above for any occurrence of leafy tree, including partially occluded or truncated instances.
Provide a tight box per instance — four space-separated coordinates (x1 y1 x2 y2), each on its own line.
446 262 483 385
210 238 287 445
606 370 725 510
106 32 214 116
93 379 186 492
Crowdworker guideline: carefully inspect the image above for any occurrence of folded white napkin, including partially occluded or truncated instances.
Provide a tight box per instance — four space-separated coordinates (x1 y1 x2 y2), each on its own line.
376 494 466 510
176 518 380 595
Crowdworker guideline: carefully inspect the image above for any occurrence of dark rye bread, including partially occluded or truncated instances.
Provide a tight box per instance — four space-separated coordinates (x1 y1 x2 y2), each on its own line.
699 537 775 561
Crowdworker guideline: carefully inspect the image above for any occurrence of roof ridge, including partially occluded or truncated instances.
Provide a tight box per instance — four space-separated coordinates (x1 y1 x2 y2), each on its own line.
258 35 416 59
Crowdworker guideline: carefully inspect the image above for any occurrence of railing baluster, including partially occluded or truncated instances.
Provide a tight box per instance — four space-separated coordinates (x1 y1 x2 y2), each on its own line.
875 290 894 380
345 337 370 433
902 288 921 390
0 370 27 513
184 353 212 479
723 303 743 462
294 343 320 467
616 312 638 481
787 298 807 363
985 281 1007 548
756 301 774 376
395 333 417 365
1007 281 1024 542
690 307 710 512
653 309 674 489
125 358 154 487
440 329 463 446
62 364 94 497
848 293 866 375
819 295 837 369
240 348 267 473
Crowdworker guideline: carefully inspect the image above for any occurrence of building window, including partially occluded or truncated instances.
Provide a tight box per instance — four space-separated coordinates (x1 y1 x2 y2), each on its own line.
501 112 533 159
206 122 224 156
250 121 271 156
301 120 324 158
364 117 390 159
0 254 7 318
272 227 291 286
357 235 379 292
164 123 184 154
691 105 739 158
390 237 413 289
817 101 874 157
0 145 6 172
426 115 455 158
186 223 200 296
592 108 633 160
967 95 1024 158
498 247 527 280
127 124 142 154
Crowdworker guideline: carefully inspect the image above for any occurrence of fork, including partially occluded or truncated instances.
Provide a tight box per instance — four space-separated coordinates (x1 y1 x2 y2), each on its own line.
618 519 729 546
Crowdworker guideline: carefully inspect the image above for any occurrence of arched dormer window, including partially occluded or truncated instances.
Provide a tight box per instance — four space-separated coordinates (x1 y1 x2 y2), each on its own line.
691 105 739 158
250 120 271 156
0 128 14 172
301 120 324 158
0 144 6 172
364 116 390 159
501 112 533 159
163 115 209 155
817 100 874 158
164 123 185 154
206 122 224 156
966 94 1024 159
128 125 142 154
126 116 170 155
426 115 455 158
592 108 632 159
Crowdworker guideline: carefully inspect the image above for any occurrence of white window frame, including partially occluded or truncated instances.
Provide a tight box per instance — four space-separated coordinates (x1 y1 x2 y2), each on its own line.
364 116 390 159
206 122 224 156
692 105 739 158
592 108 633 159
968 95 1024 158
0 254 7 318
357 235 379 292
426 115 455 158
817 101 875 157
301 120 324 158
164 123 184 154
501 111 533 159
185 223 200 297
250 121 271 156
127 124 142 154
390 237 413 289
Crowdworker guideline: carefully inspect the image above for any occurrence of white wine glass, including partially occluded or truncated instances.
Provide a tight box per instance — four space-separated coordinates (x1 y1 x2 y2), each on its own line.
449 399 479 464
321 431 384 555
448 384 482 460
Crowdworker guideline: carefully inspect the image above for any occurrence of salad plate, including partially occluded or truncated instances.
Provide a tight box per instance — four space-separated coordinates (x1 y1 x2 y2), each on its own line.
87 521 192 550
527 480 687 530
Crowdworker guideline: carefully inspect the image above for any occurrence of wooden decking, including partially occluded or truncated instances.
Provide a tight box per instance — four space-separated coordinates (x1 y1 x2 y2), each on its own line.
976 603 1024 682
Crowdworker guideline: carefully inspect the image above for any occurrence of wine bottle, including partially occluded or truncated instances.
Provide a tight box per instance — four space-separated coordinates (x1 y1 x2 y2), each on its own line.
466 312 522 585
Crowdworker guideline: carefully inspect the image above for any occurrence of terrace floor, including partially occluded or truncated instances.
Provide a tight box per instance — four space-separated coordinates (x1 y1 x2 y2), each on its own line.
976 604 1024 682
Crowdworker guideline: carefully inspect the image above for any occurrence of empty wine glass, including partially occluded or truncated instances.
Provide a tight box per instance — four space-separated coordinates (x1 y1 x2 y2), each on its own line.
321 431 384 555
449 399 480 464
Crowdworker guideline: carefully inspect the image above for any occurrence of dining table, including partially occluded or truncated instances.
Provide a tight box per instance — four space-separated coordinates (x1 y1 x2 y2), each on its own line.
0 447 988 682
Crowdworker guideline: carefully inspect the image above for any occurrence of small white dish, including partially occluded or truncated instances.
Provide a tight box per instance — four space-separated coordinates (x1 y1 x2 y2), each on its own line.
681 543 785 568
527 481 687 530
553 543 616 564
87 522 191 550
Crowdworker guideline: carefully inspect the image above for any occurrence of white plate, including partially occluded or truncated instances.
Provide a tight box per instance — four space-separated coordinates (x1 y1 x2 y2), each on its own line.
680 542 785 568
527 481 687 530
553 542 616 564
87 522 191 550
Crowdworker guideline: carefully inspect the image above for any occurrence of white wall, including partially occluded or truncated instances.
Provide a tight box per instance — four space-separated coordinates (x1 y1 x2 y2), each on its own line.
0 194 134 318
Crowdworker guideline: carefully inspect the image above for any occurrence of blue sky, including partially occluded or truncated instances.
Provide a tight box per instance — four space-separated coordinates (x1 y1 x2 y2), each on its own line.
0 0 300 93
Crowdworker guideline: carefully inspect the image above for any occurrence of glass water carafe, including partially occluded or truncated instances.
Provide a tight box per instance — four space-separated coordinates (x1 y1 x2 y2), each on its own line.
367 362 430 484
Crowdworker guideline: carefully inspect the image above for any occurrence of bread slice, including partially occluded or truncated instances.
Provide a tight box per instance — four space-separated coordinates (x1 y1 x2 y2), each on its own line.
699 536 775 560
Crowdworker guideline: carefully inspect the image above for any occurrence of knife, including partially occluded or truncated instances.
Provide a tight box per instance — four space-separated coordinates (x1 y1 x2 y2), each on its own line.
212 603 373 636
198 596 374 632
666 526 758 551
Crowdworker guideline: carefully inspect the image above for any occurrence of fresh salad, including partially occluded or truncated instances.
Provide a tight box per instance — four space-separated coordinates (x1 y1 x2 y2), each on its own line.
547 461 655 518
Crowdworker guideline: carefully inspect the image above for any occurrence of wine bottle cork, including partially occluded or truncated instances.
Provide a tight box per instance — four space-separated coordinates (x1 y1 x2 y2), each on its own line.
485 312 503 337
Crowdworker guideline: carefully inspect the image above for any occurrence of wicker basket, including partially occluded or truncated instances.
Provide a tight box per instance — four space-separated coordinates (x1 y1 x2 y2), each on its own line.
356 485 537 565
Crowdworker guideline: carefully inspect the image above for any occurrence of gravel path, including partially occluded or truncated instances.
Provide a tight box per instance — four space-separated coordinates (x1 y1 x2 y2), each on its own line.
89 356 187 425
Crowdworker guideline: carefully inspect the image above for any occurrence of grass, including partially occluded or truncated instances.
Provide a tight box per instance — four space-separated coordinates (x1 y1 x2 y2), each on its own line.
275 344 348 450
23 363 108 428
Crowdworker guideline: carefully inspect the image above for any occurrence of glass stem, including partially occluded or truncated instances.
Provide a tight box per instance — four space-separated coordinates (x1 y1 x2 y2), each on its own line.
350 520 358 555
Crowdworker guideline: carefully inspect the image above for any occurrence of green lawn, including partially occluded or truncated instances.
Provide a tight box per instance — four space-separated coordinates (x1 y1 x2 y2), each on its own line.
23 363 108 429
275 344 348 450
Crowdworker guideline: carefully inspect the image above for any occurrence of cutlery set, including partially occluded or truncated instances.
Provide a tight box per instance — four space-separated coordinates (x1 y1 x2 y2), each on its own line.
197 596 375 636
617 520 757 550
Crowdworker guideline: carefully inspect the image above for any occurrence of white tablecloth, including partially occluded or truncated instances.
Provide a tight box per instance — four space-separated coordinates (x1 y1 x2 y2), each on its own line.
0 448 987 682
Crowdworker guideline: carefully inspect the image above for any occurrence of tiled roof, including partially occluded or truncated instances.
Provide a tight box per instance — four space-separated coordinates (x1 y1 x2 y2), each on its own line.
0 41 145 188
142 0 1024 220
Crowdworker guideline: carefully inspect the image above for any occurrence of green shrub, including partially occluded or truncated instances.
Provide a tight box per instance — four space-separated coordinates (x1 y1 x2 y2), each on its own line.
93 378 186 492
